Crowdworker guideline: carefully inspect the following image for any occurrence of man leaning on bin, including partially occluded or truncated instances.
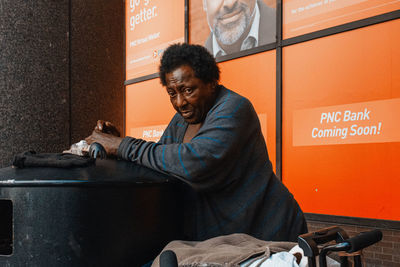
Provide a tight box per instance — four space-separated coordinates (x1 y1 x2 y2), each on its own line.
85 43 307 243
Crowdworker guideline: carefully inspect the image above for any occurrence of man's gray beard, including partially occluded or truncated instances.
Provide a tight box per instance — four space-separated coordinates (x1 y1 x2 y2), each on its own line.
213 7 251 46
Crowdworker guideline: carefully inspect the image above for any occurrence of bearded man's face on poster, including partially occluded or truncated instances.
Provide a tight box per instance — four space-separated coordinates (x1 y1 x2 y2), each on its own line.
203 0 257 46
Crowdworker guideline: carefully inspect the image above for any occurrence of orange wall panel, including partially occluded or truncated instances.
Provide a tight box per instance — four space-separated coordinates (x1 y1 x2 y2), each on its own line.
283 0 400 39
282 19 400 220
125 79 175 140
219 50 277 170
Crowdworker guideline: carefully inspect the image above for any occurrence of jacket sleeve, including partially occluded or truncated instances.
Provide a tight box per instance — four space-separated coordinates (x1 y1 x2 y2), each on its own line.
117 95 260 191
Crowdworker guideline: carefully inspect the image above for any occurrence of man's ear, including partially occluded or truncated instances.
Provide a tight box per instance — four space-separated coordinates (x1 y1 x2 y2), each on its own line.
209 81 218 93
203 0 207 11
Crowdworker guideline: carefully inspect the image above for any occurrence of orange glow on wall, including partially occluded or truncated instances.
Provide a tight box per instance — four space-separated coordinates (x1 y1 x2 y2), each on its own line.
125 79 175 138
282 19 400 220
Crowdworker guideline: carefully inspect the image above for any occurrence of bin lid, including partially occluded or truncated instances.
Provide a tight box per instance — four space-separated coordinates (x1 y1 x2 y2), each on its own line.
0 159 172 187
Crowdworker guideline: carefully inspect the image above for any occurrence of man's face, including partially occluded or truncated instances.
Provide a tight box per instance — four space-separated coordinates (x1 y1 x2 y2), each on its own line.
204 0 256 46
165 65 216 124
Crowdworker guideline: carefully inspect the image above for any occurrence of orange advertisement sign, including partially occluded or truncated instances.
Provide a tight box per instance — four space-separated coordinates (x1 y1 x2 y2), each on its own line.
130 124 168 142
125 0 185 80
283 0 400 38
293 98 400 146
283 20 400 220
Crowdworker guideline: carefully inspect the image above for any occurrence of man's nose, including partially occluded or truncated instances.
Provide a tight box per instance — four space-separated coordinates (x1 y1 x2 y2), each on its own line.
175 93 187 108
223 0 238 9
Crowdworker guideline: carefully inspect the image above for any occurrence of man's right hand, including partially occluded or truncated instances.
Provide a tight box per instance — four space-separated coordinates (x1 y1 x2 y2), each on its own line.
85 130 123 156
84 120 122 156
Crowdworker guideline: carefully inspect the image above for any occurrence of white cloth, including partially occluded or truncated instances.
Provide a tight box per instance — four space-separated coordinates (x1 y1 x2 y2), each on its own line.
288 245 340 267
241 252 299 267
240 245 340 267
63 140 89 156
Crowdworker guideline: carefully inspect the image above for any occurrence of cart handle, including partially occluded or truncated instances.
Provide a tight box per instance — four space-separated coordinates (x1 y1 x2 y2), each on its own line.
346 229 382 253
319 229 382 267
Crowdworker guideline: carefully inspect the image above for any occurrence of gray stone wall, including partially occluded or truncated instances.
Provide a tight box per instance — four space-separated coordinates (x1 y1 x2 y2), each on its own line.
0 0 124 167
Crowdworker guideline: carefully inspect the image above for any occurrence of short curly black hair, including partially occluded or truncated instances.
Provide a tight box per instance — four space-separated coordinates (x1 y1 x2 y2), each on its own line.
159 43 220 86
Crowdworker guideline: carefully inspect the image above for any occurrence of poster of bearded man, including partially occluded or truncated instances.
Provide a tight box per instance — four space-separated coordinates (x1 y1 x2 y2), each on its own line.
189 0 276 58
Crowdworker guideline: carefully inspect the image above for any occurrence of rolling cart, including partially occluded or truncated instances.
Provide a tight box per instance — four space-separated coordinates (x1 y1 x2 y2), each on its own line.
159 226 383 267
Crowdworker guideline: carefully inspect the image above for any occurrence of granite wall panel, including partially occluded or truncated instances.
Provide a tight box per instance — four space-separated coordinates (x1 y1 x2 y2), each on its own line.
0 0 124 167
0 0 70 167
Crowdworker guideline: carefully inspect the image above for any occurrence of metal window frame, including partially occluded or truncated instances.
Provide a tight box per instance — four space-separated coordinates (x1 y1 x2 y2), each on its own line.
123 1 400 227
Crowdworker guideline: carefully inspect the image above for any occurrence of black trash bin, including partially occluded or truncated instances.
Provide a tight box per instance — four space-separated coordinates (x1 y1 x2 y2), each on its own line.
0 159 184 267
